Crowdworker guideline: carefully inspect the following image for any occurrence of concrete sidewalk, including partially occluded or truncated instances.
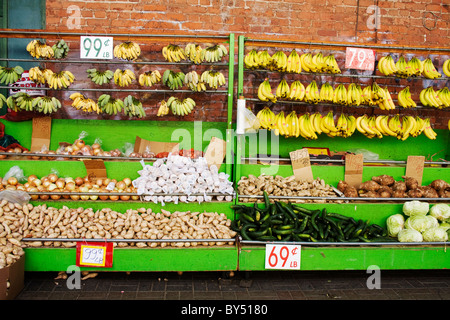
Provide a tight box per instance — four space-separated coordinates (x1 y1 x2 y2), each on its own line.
15 269 450 300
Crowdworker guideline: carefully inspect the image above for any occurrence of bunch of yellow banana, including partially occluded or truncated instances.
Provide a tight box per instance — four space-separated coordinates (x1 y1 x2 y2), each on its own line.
269 50 287 72
443 59 450 77
332 84 348 105
26 40 54 59
361 85 376 106
319 82 334 103
356 114 383 139
377 55 398 76
0 66 24 85
32 96 62 114
395 56 413 78
184 43 203 64
167 96 196 116
397 86 417 108
287 80 306 101
420 86 448 109
437 87 450 108
346 83 363 106
256 106 275 130
97 94 124 115
70 92 101 114
407 57 423 77
123 95 146 118
156 100 170 117
28 67 46 84
410 116 426 137
334 113 356 137
200 70 226 89
271 111 287 136
275 79 290 99
257 50 273 69
138 70 161 87
257 79 277 103
310 112 323 135
52 39 70 59
311 52 328 72
244 49 261 69
319 111 339 137
300 53 317 72
162 69 185 90
87 68 114 85
0 93 6 109
45 70 75 89
114 41 141 60
422 58 442 79
371 82 395 110
113 69 135 87
396 115 418 140
285 49 302 73
422 118 437 140
323 54 341 73
162 44 186 62
184 71 206 92
297 112 317 139
7 92 34 112
304 80 320 104
201 44 228 62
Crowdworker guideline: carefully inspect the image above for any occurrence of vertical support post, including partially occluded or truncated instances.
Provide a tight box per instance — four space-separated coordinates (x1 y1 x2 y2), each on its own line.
225 33 235 178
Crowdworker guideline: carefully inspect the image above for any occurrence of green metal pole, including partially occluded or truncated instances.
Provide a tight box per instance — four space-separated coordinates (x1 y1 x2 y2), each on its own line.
225 33 235 178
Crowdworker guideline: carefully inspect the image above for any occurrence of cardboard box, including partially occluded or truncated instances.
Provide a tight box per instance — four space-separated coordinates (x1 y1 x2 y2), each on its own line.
134 136 179 155
0 255 25 300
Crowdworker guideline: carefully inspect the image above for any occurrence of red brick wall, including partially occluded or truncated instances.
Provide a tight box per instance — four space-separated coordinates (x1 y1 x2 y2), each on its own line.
43 0 449 128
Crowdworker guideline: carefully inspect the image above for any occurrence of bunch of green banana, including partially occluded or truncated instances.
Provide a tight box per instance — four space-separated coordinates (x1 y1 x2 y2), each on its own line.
162 44 186 62
397 86 417 108
70 92 101 114
268 51 287 72
323 54 341 73
285 49 302 73
28 67 46 84
287 80 306 101
26 40 54 59
244 49 261 69
346 83 363 106
200 70 226 89
184 71 206 92
167 96 196 116
0 66 24 85
0 93 6 109
87 69 114 85
257 79 277 103
123 95 146 118
318 82 334 103
10 92 35 112
184 43 203 64
304 80 320 104
138 70 161 87
97 94 124 115
52 39 70 59
114 41 141 60
5 95 19 112
156 100 170 117
420 86 449 109
33 96 62 114
201 44 228 62
45 70 75 89
113 69 135 87
443 59 450 77
377 55 398 76
275 79 290 99
332 84 348 105
395 56 412 78
407 57 423 77
422 58 442 79
162 70 185 90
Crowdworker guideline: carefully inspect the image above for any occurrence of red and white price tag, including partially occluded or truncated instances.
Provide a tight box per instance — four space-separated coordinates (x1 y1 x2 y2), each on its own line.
265 244 301 270
345 47 376 71
76 241 114 268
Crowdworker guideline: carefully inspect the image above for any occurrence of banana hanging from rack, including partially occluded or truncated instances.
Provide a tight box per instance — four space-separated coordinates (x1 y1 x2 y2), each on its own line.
201 44 228 62
443 59 450 77
184 43 204 64
275 79 290 99
45 70 75 89
304 80 320 104
157 100 170 117
52 39 70 59
319 82 334 103
123 95 146 118
422 58 442 79
166 96 196 116
0 66 24 85
32 95 62 114
138 70 161 87
377 54 398 76
70 92 101 114
288 80 306 101
420 86 447 109
97 94 124 115
87 68 114 85
257 79 277 103
244 49 261 69
200 70 226 89
397 86 417 108
162 69 185 90
184 70 207 92
114 68 136 87
114 41 141 60
29 67 47 84
285 49 302 73
269 50 288 72
26 39 54 59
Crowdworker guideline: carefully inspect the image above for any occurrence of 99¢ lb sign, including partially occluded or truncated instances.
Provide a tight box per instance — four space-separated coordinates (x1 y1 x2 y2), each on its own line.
345 47 376 71
265 244 301 270
80 36 113 59
76 241 114 268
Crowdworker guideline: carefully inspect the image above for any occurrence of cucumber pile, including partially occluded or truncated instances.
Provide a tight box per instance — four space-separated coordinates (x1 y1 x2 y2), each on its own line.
231 192 392 243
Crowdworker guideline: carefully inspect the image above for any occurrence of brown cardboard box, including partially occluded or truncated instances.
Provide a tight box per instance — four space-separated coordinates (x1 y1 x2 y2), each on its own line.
0 255 25 300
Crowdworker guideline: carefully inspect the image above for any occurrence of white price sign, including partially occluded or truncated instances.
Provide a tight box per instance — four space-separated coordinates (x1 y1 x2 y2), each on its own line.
265 244 301 270
80 36 113 59
80 245 106 266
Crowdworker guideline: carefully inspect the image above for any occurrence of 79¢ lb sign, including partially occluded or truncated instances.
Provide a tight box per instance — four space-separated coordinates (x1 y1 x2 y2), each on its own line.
265 244 301 270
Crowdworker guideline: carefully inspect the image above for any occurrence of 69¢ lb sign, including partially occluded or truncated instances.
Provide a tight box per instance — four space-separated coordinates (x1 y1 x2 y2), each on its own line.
265 244 301 270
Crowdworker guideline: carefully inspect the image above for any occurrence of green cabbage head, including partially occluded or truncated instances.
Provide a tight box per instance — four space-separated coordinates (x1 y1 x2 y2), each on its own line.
422 227 449 242
397 229 423 242
429 204 450 222
402 200 429 216
405 215 438 233
386 214 405 237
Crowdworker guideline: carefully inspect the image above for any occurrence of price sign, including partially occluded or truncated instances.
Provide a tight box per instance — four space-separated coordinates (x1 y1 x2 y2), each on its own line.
344 153 364 187
76 241 113 267
405 156 425 185
80 36 113 59
265 244 301 270
345 47 375 71
289 148 314 182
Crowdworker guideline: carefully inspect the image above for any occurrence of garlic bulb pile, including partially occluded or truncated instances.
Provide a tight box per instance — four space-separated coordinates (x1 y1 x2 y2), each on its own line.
133 154 234 204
